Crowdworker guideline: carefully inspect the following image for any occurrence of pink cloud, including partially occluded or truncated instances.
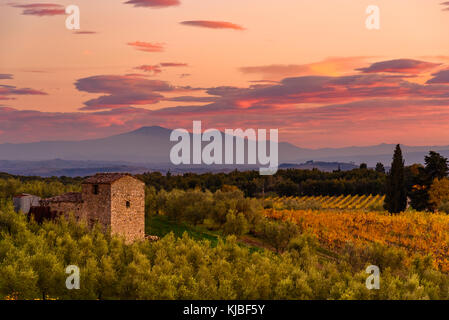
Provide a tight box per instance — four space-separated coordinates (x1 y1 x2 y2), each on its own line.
73 31 97 35
4 95 449 147
75 74 175 110
3 58 449 147
427 69 449 84
9 3 66 16
135 65 163 74
441 2 449 11
0 85 47 100
134 63 188 75
180 20 245 30
164 96 218 103
124 0 180 8
356 59 440 74
127 41 165 52
160 62 188 67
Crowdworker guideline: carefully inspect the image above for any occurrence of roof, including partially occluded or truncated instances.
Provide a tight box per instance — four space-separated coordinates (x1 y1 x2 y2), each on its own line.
13 193 37 198
41 192 82 204
82 173 134 184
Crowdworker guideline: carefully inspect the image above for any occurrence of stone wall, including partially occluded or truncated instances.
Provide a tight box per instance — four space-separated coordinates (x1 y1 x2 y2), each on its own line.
110 176 145 243
46 201 84 220
81 183 111 228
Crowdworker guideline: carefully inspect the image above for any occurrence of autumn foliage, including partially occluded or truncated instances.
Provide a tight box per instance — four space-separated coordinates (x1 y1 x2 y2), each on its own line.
265 206 449 272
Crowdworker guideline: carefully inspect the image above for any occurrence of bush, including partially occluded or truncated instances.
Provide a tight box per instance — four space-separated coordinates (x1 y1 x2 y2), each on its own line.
223 211 249 236
149 187 262 232
256 219 299 253
438 201 449 214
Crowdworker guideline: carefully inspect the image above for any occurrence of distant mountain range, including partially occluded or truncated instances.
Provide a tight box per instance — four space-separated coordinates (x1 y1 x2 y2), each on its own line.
0 126 448 177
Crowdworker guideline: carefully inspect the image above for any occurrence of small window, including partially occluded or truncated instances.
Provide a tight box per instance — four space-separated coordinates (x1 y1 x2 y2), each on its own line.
126 201 130 208
93 184 99 195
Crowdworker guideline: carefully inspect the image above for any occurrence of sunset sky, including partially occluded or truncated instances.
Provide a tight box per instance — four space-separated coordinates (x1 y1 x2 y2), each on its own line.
1 0 449 148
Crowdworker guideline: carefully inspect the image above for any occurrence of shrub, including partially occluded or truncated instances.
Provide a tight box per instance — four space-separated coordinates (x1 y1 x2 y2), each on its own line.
438 201 449 214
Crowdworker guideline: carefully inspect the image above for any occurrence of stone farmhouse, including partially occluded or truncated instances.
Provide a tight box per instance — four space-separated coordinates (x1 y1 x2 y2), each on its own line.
17 173 145 243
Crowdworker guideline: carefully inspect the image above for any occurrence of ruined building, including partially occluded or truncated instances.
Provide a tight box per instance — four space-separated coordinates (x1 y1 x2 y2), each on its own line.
18 173 145 243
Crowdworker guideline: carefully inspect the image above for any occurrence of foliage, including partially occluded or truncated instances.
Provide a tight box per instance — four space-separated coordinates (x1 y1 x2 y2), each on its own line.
138 168 386 198
407 152 449 211
148 187 262 236
438 201 449 215
146 214 219 246
425 151 449 182
0 177 81 199
429 178 449 212
255 219 299 253
2 201 449 300
384 144 407 214
265 207 449 272
375 163 385 174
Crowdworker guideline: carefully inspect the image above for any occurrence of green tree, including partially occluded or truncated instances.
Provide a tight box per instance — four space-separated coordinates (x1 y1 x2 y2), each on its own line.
384 144 407 214
425 151 448 182
359 163 368 170
223 211 249 236
408 152 449 211
375 162 385 174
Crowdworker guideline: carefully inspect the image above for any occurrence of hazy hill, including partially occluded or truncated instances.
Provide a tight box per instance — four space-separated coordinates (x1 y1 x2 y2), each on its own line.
0 126 448 169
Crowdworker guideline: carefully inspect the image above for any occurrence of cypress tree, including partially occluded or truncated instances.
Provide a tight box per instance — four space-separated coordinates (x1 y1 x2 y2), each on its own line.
384 144 407 213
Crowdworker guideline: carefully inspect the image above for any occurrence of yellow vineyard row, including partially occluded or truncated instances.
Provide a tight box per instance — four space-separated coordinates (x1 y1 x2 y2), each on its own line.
268 194 385 210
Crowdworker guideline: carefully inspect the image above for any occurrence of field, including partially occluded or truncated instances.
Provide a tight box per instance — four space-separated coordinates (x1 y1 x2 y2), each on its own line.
265 196 449 272
268 194 385 210
146 214 220 246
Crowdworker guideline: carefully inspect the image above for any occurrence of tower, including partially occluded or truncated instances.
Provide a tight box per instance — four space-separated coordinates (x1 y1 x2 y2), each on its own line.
82 173 145 243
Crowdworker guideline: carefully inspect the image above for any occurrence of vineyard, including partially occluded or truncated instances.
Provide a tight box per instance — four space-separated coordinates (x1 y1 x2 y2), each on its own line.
264 208 449 272
267 194 385 210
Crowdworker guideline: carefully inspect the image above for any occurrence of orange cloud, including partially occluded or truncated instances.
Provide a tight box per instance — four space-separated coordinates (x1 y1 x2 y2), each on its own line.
160 62 188 67
127 41 165 52
124 0 180 8
73 31 97 35
240 57 370 78
180 20 245 30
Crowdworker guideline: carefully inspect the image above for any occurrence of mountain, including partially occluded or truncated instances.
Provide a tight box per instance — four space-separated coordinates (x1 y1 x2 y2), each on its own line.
0 126 306 164
0 126 448 169
0 126 173 163
279 161 358 171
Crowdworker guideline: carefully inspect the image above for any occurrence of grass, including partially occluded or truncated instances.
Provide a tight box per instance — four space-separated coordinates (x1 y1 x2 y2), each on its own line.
146 214 264 252
146 214 220 246
146 215 334 256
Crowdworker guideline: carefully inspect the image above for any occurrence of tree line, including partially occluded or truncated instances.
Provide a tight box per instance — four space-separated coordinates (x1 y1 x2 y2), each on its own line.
138 168 386 198
384 145 449 214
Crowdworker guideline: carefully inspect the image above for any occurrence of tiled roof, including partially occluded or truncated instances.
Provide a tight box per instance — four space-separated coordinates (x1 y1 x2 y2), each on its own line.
82 173 133 184
41 192 82 204
13 193 35 198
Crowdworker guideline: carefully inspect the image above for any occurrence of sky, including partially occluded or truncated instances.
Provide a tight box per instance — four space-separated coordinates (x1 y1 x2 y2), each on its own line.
1 0 449 148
